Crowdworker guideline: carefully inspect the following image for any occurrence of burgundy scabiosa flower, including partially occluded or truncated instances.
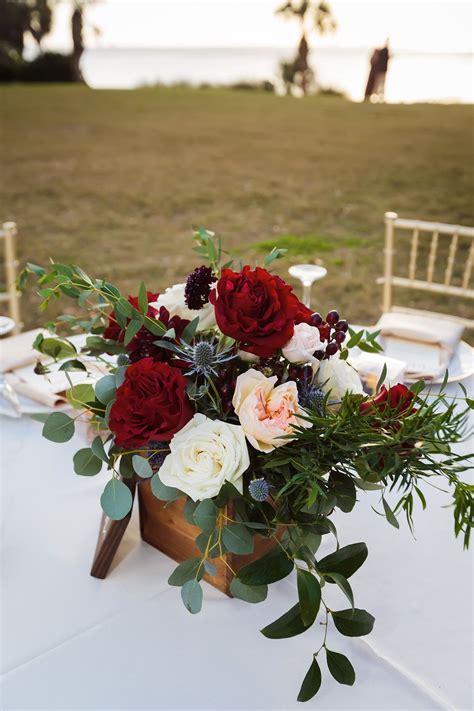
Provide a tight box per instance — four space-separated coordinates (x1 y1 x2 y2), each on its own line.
184 266 217 311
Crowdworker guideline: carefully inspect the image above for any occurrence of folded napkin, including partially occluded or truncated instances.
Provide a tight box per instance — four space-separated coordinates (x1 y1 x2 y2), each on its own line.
349 352 406 394
3 360 108 409
376 312 464 380
0 329 47 373
0 330 108 409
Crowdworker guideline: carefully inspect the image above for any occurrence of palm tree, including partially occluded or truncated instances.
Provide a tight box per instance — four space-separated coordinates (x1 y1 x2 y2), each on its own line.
276 1 336 94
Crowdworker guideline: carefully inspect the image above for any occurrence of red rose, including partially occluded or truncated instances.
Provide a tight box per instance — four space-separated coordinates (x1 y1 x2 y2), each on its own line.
209 266 305 358
109 358 193 449
360 383 415 416
103 291 159 342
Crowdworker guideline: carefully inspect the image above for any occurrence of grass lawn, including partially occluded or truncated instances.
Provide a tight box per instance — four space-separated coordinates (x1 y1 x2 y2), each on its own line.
1 85 473 331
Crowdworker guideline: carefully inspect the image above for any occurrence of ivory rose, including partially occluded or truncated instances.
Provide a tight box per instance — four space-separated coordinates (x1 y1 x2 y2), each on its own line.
150 283 216 332
282 322 324 364
232 369 311 453
317 356 364 401
158 414 249 501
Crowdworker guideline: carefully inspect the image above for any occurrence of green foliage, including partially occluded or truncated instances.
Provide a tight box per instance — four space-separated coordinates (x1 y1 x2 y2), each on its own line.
181 579 203 614
230 578 268 603
100 479 133 521
297 658 322 702
325 649 355 685
297 569 321 626
332 609 375 637
42 412 74 443
150 472 181 501
261 602 310 639
238 547 294 586
73 448 102 476
317 543 368 580
132 455 153 479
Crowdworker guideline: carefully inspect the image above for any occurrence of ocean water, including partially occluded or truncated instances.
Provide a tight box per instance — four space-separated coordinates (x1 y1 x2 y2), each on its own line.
80 47 473 103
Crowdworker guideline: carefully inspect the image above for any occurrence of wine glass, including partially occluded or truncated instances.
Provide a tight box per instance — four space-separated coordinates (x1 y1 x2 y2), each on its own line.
288 264 327 308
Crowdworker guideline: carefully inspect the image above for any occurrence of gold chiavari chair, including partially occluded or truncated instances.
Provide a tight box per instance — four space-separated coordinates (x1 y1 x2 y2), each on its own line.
378 212 474 329
0 221 22 334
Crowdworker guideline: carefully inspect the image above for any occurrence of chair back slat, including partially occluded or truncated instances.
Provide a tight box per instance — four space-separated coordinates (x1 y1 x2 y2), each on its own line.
462 241 474 289
426 231 439 283
444 233 458 285
408 228 419 280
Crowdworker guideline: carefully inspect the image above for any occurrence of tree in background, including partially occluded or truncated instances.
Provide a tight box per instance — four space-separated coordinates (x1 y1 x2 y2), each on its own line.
276 1 336 94
0 0 53 55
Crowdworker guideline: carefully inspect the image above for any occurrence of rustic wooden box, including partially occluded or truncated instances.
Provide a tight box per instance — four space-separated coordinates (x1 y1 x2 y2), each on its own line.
137 478 275 596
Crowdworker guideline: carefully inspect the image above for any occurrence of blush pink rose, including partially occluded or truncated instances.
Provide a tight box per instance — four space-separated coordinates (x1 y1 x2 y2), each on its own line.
232 369 311 453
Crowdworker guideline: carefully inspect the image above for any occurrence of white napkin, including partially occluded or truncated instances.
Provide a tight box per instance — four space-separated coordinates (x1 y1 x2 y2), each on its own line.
376 312 464 380
349 352 406 393
0 329 47 373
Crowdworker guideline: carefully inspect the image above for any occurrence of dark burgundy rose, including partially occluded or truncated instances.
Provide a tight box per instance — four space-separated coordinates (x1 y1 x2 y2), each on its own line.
103 291 159 342
109 358 193 449
360 383 415 416
127 306 189 364
209 266 308 359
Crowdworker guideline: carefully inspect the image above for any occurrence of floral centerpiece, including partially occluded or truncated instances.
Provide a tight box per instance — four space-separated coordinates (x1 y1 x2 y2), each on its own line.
20 228 473 702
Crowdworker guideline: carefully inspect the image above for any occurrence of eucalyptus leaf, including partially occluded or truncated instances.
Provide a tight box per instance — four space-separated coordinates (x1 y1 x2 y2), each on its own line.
73 448 102 476
67 382 95 409
95 375 116 405
42 412 75 443
168 558 203 586
150 472 181 501
193 499 218 534
132 455 153 479
324 572 354 610
91 436 109 463
181 579 203 614
230 578 268 603
100 479 133 520
222 524 254 555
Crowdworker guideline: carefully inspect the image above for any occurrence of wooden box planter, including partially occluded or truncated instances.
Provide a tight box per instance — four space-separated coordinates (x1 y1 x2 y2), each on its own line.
91 476 276 596
137 479 276 596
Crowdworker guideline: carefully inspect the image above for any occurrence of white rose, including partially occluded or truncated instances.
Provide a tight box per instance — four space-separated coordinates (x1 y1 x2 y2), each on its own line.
232 369 311 453
282 322 324 364
158 413 249 501
150 283 216 332
317 356 364 400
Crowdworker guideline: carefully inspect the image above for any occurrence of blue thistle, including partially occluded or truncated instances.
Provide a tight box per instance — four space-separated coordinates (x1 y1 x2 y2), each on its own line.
298 380 326 414
117 353 130 366
249 478 270 502
172 338 236 378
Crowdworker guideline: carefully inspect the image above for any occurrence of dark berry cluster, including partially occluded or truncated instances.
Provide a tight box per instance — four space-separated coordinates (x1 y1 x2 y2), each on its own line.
215 366 238 415
310 310 348 360
255 357 286 381
184 265 217 311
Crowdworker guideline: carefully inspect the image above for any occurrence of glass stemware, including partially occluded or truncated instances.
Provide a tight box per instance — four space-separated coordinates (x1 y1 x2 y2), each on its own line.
288 264 327 308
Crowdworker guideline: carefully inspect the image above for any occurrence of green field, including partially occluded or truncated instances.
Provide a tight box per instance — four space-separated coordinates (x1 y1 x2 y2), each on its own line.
1 85 473 330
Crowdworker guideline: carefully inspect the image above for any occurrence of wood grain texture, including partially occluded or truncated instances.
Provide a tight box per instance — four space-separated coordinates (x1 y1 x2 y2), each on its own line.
90 477 136 579
137 479 276 596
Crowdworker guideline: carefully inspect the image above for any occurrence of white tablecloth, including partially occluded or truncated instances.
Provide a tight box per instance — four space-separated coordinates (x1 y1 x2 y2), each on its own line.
1 379 472 710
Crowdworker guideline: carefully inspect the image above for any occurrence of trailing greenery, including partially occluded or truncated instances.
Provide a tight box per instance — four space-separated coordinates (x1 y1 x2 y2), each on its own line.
20 232 473 703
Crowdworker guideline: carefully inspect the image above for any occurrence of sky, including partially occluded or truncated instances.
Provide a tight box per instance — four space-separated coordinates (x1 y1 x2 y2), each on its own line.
33 0 473 53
